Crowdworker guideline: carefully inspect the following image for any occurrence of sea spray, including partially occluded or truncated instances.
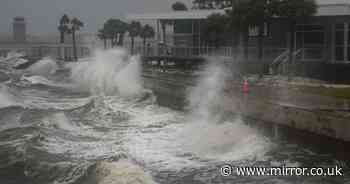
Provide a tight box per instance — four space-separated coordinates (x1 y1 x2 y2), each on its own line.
187 60 228 123
93 160 157 184
179 59 271 161
26 57 58 77
70 48 143 96
0 84 22 108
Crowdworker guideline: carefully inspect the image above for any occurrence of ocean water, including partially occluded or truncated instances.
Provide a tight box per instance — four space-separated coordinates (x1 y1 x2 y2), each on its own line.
0 49 348 184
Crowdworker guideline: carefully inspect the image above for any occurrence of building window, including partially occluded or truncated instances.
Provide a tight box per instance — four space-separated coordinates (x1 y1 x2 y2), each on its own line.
336 47 344 61
174 20 192 34
336 31 344 45
249 23 270 37
334 23 350 62
296 24 325 60
304 32 324 45
296 24 324 46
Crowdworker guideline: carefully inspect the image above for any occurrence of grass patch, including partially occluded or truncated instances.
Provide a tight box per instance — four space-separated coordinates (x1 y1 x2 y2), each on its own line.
298 86 350 99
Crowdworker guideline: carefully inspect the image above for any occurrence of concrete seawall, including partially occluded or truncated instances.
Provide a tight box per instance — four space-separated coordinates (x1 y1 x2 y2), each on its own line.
143 72 350 142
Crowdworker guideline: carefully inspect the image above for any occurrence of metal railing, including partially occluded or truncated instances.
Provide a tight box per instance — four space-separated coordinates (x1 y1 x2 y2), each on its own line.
133 45 290 61
269 48 324 75
298 48 326 61
134 45 325 66
134 46 235 58
0 46 91 60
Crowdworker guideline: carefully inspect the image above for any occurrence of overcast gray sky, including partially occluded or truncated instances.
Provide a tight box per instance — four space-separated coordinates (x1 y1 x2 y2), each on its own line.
0 0 348 35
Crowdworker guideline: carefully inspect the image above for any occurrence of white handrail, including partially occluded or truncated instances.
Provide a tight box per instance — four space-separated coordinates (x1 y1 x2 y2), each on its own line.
272 50 289 66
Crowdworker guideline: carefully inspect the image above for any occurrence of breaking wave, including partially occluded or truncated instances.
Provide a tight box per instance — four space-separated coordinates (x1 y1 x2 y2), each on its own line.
0 85 22 109
26 57 58 77
70 49 143 96
21 75 59 87
0 51 343 184
180 60 271 161
91 160 157 184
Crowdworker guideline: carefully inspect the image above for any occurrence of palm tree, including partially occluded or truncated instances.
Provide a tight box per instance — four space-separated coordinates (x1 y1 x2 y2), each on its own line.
97 28 108 49
128 21 142 55
140 24 155 54
58 14 70 44
271 0 317 64
103 19 128 47
202 13 229 48
70 17 84 61
172 2 188 11
115 20 128 47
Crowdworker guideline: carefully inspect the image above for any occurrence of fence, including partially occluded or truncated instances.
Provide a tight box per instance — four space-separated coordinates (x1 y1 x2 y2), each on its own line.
134 45 289 62
135 45 327 62
0 44 90 60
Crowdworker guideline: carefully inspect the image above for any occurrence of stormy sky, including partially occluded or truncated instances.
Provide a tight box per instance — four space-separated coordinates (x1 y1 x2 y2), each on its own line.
0 0 348 35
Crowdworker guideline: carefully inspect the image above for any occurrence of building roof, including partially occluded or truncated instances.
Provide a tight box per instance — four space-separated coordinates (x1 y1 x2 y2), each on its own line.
317 3 350 16
126 3 350 21
126 9 225 20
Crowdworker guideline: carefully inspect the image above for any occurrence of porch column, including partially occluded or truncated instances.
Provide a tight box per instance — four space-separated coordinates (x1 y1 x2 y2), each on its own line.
191 19 194 56
156 19 160 56
345 23 349 62
156 19 161 42
198 20 201 55
330 23 335 63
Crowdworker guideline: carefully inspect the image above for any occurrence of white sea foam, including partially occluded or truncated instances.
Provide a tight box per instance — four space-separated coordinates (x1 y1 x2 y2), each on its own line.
70 48 143 96
95 160 157 184
26 57 58 77
13 58 29 68
21 75 57 86
23 96 92 110
41 113 79 132
123 60 272 171
187 60 230 124
0 85 21 108
177 119 271 161
6 51 24 59
23 55 271 177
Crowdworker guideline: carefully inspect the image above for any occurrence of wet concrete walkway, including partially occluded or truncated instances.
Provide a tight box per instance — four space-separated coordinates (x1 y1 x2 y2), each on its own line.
143 70 350 141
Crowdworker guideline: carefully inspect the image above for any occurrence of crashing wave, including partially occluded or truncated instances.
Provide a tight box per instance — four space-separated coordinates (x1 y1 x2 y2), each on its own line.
26 57 58 77
21 75 57 86
70 49 143 97
13 58 30 69
92 160 157 184
0 85 23 109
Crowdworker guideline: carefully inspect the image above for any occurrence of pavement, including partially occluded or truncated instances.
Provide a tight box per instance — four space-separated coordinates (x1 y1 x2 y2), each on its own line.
226 75 350 119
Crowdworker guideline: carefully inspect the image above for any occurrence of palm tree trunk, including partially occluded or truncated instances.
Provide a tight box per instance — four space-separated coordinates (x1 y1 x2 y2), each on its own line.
258 23 264 62
143 37 146 55
161 23 166 45
60 32 65 44
111 34 116 48
131 37 135 55
119 34 124 46
215 33 219 48
103 38 107 49
72 30 77 61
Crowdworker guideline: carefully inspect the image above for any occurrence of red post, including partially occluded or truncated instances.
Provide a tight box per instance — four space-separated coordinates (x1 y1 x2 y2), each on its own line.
243 79 249 94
